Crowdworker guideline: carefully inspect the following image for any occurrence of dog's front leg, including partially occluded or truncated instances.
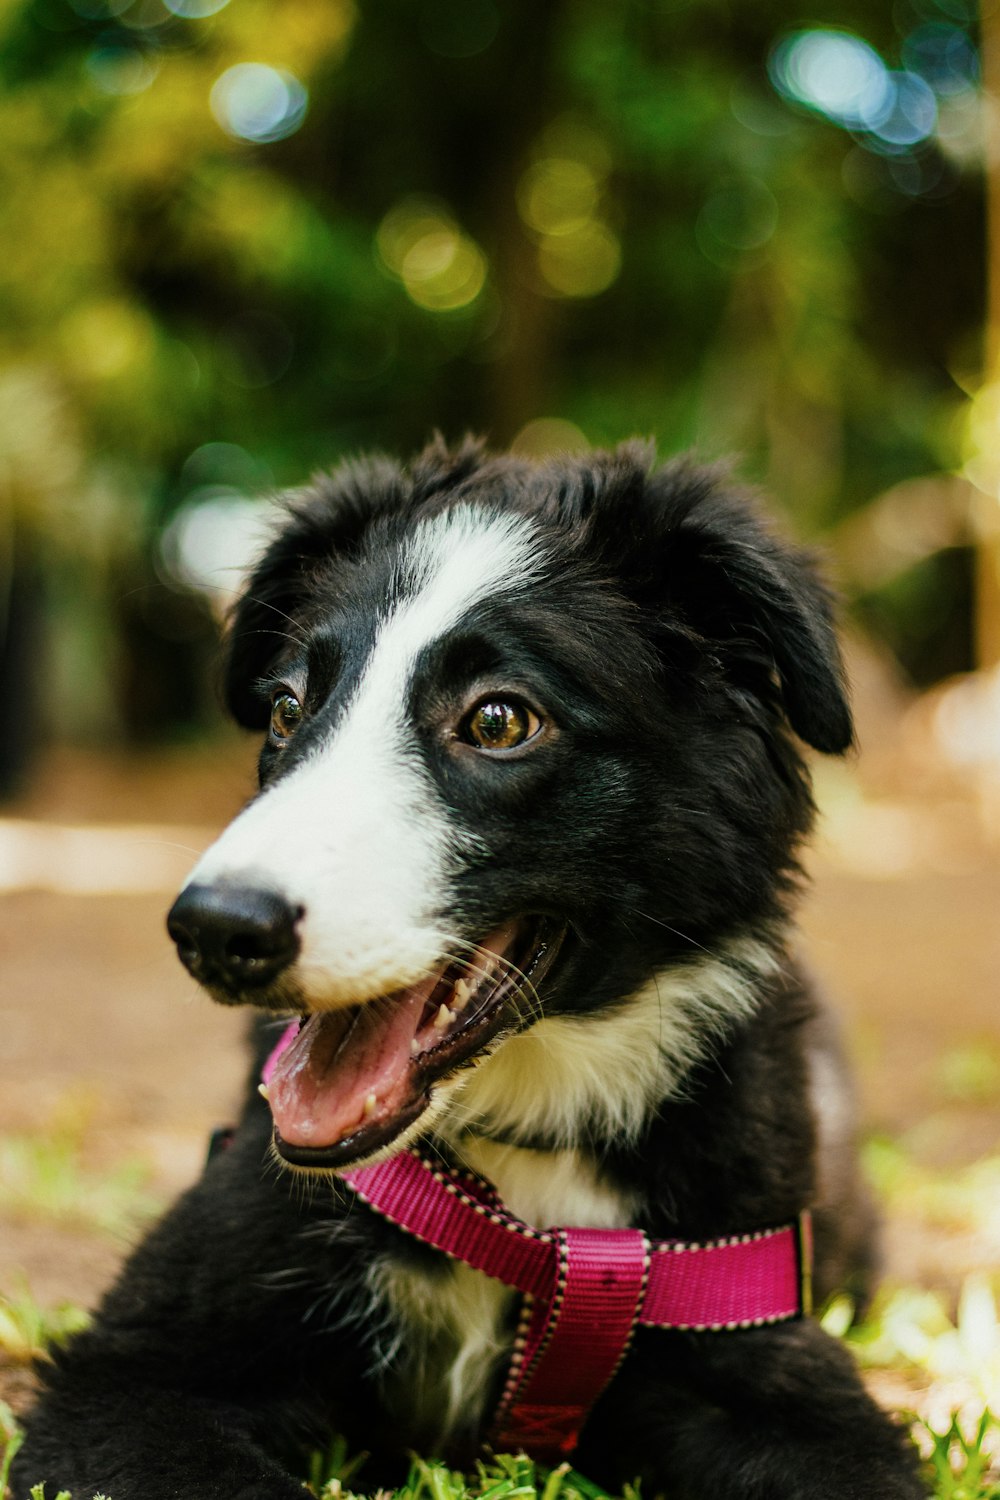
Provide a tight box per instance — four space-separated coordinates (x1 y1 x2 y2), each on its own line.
12 1376 316 1500
11 1117 383 1500
574 1319 926 1500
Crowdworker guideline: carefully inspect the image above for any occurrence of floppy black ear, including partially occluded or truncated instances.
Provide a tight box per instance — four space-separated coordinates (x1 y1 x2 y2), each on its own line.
642 461 854 755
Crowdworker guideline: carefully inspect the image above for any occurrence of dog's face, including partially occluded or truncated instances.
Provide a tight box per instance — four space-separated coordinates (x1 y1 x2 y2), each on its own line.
168 441 852 1171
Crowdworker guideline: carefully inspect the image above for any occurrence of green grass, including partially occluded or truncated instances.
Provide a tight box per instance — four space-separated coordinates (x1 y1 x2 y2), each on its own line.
0 1284 88 1366
2 1401 998 1500
0 1128 157 1240
815 1273 1000 1402
307 1443 638 1500
864 1139 1000 1247
914 1412 1000 1500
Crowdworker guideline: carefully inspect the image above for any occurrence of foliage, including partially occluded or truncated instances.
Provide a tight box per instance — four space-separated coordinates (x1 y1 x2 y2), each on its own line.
0 0 987 771
913 1411 1000 1500
864 1138 1000 1248
820 1275 1000 1407
307 1446 640 1500
0 1403 22 1500
0 1112 158 1238
2 1412 999 1500
0 1285 89 1366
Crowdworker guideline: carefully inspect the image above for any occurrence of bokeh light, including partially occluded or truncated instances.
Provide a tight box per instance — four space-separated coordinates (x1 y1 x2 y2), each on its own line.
59 299 156 381
180 440 273 493
537 221 620 298
164 0 231 14
85 44 159 96
517 159 600 236
859 71 938 149
210 63 309 145
120 0 173 31
376 198 487 312
511 417 589 456
770 30 892 129
770 29 939 150
516 140 620 299
159 489 275 606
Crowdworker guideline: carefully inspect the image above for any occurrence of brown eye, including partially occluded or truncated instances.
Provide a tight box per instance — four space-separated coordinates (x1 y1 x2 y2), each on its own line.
463 700 540 752
270 692 303 743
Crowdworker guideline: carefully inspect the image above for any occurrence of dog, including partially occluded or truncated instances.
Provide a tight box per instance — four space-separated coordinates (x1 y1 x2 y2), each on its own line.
14 439 924 1499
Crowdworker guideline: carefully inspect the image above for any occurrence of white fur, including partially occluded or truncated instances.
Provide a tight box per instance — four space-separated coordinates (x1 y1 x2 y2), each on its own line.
183 508 543 1006
442 939 779 1148
372 1256 511 1446
456 1139 640 1229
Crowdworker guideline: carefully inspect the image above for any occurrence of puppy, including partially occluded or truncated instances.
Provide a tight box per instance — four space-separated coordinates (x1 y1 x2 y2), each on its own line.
14 441 924 1499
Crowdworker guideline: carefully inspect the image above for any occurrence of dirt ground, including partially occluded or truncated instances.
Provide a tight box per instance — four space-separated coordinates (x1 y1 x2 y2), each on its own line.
2 688 999 1416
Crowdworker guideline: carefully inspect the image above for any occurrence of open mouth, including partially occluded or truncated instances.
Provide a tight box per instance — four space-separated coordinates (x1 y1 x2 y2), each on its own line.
263 918 562 1169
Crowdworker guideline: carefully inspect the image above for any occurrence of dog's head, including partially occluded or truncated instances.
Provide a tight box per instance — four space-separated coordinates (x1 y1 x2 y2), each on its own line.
167 439 852 1170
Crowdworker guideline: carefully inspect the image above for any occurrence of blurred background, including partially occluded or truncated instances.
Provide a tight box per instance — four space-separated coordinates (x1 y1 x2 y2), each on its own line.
1 0 1000 1434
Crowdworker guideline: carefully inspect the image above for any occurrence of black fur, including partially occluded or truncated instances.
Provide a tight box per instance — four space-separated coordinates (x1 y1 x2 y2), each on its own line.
14 442 924 1500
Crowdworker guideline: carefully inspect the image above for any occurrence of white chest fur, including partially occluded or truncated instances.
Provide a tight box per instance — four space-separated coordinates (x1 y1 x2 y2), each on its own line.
370 1140 638 1447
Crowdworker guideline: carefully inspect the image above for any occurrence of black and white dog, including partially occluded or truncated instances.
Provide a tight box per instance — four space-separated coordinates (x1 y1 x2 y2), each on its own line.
15 441 924 1499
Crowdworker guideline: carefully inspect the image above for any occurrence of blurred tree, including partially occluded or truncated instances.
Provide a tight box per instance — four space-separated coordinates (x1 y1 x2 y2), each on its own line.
0 0 988 782
977 0 1000 669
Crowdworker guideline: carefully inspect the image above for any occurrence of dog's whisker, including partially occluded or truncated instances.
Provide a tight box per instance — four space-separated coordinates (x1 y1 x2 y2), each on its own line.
241 626 310 651
447 939 544 1026
243 594 310 642
626 907 715 957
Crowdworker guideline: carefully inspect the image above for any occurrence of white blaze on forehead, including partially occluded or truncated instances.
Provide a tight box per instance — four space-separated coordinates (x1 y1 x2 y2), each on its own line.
185 505 544 1005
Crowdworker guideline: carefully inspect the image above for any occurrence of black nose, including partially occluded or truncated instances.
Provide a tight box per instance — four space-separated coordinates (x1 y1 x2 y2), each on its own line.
166 883 301 997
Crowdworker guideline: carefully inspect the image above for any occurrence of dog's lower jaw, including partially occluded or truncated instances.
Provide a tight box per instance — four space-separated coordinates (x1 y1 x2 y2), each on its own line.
270 1068 480 1177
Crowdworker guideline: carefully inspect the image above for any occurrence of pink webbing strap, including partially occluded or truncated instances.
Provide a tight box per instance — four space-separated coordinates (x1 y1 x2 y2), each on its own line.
262 1025 809 1462
341 1151 807 1460
343 1149 555 1299
491 1226 649 1458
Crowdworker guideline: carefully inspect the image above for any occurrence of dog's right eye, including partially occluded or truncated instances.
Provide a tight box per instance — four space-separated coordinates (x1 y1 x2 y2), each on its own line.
270 692 303 744
461 699 541 752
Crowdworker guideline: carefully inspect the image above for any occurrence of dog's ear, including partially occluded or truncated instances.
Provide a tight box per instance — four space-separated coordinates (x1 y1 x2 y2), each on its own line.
616 458 854 755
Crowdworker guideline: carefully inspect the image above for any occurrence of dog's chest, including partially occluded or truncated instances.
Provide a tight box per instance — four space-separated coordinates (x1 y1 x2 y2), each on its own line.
371 1141 639 1449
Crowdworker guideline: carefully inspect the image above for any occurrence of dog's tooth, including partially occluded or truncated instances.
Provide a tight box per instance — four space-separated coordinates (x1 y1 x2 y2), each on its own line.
363 1093 378 1118
434 1003 455 1031
410 1038 422 1056
453 978 471 1010
258 1083 270 1102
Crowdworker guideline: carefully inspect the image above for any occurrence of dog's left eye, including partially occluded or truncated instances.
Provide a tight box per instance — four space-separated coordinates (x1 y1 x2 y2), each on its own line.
461 699 541 752
270 692 303 743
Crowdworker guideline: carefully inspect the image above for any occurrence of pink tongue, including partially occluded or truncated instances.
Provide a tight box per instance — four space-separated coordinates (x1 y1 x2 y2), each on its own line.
268 980 437 1150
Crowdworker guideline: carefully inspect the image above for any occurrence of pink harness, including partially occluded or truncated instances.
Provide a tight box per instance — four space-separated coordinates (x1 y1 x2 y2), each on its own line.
262 1026 811 1461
